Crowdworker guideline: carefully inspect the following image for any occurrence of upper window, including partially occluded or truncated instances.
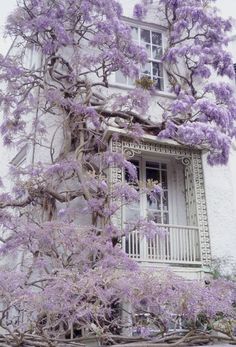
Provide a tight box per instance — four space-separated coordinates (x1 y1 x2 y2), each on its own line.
115 26 164 91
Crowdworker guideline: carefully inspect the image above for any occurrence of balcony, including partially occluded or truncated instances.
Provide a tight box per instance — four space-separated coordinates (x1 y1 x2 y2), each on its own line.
123 224 201 265
110 136 211 267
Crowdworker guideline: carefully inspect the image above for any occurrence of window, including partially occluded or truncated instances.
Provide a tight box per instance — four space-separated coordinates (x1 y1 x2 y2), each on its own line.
123 156 201 264
125 159 169 224
116 26 164 91
146 161 169 224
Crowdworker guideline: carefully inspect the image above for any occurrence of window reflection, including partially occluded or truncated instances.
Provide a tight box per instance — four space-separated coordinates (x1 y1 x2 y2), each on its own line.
141 29 151 43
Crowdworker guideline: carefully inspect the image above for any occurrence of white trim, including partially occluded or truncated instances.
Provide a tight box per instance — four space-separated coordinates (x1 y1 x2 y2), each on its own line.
103 126 181 146
121 16 167 32
114 20 166 91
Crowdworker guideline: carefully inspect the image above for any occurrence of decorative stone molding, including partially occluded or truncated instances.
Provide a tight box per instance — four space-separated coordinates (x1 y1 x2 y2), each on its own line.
191 153 211 266
109 139 123 231
121 138 193 158
110 136 211 267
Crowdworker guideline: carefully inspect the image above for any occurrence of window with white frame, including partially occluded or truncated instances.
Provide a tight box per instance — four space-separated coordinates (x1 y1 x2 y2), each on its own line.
116 26 164 91
125 159 169 224
123 156 201 264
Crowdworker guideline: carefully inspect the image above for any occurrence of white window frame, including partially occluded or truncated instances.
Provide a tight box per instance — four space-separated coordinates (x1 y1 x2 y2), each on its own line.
123 155 200 263
115 23 165 91
124 155 178 226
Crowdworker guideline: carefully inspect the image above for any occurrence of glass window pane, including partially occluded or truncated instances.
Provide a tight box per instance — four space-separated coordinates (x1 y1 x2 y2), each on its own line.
153 78 164 91
147 196 154 209
142 62 151 75
152 46 162 60
141 29 151 43
161 163 167 170
146 161 159 169
163 212 169 224
147 194 161 210
146 168 160 183
141 43 151 58
153 62 163 77
152 31 162 45
147 211 162 224
163 191 168 211
146 44 151 58
145 161 169 225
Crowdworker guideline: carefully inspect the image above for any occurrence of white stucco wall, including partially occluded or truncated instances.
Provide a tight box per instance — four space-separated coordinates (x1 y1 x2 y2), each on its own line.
202 1 236 272
203 153 236 272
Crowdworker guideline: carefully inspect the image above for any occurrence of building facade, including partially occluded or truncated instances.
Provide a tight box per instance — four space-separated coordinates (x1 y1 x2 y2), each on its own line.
107 0 236 279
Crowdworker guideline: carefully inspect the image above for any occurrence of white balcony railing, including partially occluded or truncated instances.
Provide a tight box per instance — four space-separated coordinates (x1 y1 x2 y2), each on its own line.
123 224 201 265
